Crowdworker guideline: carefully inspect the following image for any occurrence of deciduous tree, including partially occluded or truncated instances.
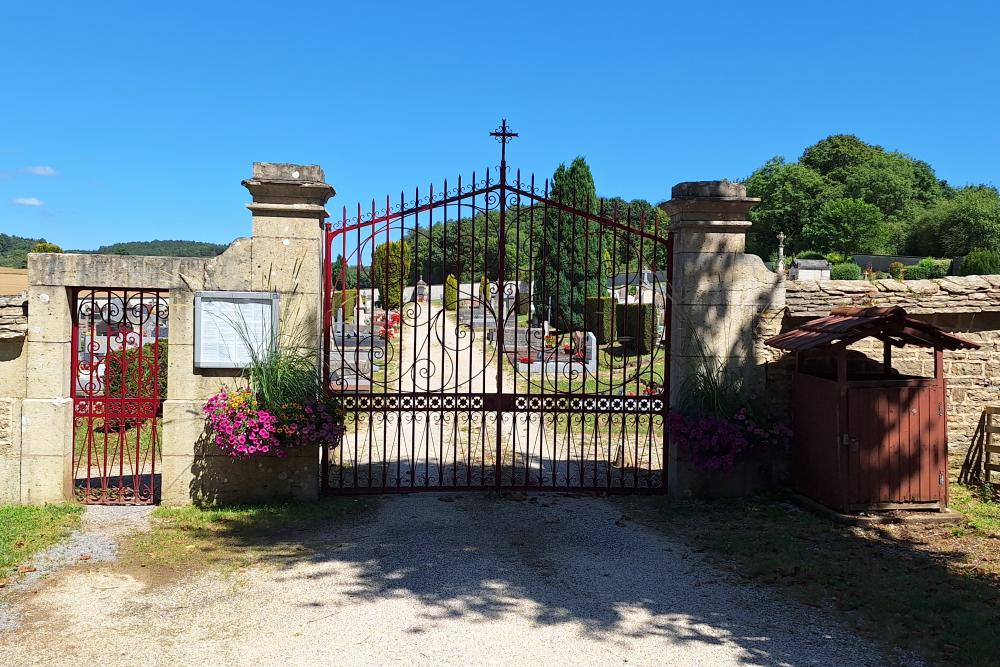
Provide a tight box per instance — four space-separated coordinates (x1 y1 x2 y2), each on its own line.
801 198 887 257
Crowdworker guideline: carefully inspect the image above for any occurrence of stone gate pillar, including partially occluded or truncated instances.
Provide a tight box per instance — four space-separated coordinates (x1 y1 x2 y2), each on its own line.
161 163 334 505
661 181 785 497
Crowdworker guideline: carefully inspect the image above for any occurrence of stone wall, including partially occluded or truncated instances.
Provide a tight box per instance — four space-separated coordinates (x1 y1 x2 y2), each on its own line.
0 293 27 340
775 276 1000 452
0 293 27 502
3 162 333 506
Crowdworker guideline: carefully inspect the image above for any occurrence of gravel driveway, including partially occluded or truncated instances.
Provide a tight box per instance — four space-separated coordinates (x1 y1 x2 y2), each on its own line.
1 494 884 666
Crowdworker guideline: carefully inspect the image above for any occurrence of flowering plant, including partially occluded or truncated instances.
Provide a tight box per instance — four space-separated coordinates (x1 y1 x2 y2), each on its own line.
203 308 345 459
667 407 791 471
270 392 346 448
204 387 282 458
204 387 346 458
670 361 792 471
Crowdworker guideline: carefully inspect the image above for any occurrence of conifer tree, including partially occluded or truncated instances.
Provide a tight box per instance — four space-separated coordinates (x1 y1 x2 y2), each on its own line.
533 157 604 330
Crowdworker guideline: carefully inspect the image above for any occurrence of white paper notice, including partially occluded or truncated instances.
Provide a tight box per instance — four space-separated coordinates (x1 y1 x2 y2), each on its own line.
197 294 275 368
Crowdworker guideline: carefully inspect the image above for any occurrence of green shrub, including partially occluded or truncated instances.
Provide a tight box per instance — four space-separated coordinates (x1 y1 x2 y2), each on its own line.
479 275 492 303
912 257 950 279
830 262 862 280
516 287 530 316
889 261 905 279
825 252 848 264
960 249 1000 276
614 302 628 337
902 264 929 280
331 289 357 322
371 240 410 310
584 296 616 344
620 303 658 354
443 274 458 310
104 341 168 398
796 250 826 260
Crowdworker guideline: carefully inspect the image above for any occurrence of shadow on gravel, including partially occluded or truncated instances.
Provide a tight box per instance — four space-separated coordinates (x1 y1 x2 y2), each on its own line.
175 493 880 667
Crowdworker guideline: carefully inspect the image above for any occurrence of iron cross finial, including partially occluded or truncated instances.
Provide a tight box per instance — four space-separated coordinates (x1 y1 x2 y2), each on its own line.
490 119 518 145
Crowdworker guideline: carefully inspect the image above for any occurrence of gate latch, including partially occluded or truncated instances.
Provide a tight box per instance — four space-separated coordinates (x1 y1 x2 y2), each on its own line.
939 472 945 486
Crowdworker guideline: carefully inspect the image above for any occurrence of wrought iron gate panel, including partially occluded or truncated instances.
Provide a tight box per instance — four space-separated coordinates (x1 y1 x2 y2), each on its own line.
71 288 168 504
323 121 669 494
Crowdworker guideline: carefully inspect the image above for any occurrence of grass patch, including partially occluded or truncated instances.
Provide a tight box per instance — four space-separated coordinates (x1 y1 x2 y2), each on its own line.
950 483 1000 536
0 504 83 579
123 498 375 577
74 418 161 464
621 493 1000 667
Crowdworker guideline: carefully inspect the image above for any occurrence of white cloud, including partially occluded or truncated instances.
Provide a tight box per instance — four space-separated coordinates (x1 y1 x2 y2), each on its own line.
13 197 44 206
22 165 57 176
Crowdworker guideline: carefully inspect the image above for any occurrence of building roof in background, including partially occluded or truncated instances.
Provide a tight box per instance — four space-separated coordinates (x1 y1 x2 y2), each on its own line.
0 268 28 295
766 306 980 352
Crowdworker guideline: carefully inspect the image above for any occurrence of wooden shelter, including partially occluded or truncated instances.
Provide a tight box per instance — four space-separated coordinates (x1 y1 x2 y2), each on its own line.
767 306 979 513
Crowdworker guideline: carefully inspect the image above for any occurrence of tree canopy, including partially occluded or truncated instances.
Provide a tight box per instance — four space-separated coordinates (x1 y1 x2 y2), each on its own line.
744 134 992 259
801 198 886 257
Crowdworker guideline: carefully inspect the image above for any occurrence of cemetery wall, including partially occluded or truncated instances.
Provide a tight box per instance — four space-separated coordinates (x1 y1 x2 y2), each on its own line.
766 276 1000 452
0 292 27 501
2 163 332 505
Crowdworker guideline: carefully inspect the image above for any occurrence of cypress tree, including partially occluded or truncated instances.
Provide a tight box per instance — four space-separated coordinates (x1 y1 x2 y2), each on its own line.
443 273 459 310
371 240 411 310
534 157 605 331
479 274 492 303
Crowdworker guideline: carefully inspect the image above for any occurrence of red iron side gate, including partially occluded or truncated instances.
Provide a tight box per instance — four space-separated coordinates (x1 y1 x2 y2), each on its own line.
71 288 168 505
321 121 672 494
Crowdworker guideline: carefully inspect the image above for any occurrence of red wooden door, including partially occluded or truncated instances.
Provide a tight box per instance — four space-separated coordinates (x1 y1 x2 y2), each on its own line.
846 382 944 508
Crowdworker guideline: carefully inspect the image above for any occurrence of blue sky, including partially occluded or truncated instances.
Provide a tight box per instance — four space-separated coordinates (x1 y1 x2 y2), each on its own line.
1 1 997 250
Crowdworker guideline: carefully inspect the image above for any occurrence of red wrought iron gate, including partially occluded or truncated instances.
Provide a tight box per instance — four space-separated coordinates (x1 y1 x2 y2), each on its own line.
71 288 168 504
322 121 671 494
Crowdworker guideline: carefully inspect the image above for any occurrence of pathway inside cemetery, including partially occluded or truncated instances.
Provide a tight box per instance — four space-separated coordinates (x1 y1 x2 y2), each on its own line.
332 303 662 491
0 495 885 666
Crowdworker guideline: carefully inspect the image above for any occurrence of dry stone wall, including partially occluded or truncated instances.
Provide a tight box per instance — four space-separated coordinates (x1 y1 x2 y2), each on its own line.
0 292 26 501
0 293 27 339
777 276 1000 451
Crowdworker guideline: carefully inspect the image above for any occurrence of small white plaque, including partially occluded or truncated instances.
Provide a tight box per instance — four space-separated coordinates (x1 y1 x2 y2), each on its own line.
194 291 279 369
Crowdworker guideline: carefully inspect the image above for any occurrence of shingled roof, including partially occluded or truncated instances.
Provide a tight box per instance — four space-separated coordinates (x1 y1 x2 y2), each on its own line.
765 306 980 352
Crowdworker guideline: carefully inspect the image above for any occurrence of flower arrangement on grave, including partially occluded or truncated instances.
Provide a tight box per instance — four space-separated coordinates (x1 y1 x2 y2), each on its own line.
667 362 791 471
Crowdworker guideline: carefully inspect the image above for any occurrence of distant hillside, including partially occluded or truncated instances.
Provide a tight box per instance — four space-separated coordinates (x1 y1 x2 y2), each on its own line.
0 236 227 268
0 234 47 268
85 240 228 257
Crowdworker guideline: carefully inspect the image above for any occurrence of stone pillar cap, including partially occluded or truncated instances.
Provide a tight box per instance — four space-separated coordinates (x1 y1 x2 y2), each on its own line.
661 180 759 227
670 180 750 200
249 162 327 183
243 162 335 220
